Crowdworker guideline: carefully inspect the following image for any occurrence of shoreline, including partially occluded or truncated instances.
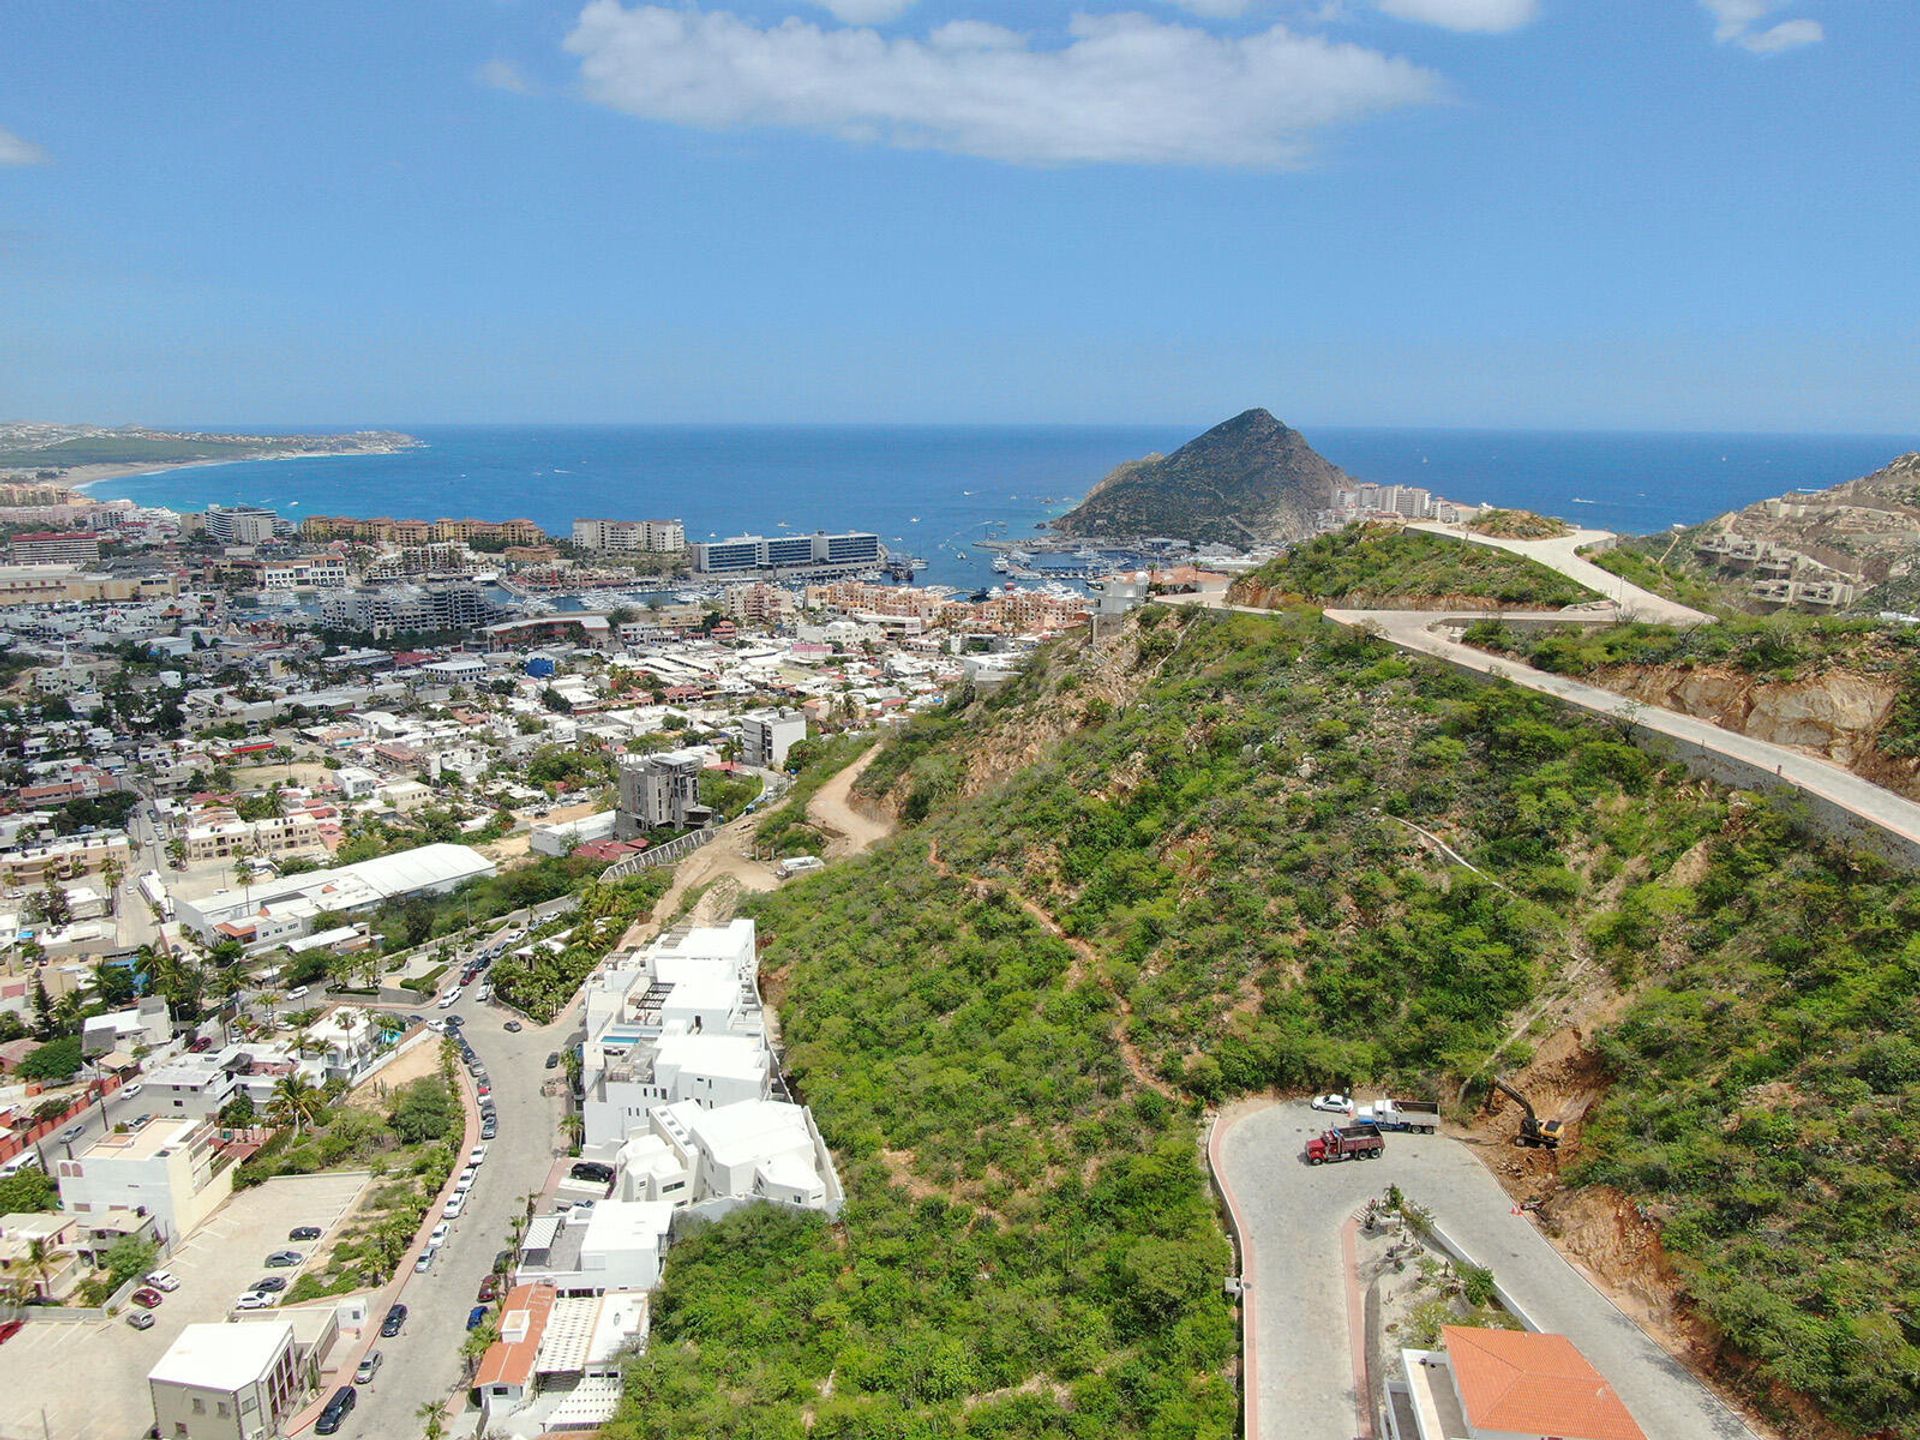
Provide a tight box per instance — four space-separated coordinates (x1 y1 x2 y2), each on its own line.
63 444 422 496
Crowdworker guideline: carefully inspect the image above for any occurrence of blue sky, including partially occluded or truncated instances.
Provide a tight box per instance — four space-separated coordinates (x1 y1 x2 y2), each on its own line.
1 0 1914 429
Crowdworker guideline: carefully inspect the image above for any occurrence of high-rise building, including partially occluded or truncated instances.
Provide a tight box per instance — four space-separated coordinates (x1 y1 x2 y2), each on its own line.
739 708 807 770
614 750 711 837
203 505 283 545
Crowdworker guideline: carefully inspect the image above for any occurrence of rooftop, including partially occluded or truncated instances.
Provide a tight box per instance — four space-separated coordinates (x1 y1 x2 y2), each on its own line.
474 1283 557 1391
148 1321 293 1390
1442 1326 1647 1440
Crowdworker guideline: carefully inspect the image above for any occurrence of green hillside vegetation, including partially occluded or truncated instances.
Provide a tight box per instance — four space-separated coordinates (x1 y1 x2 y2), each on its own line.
1228 525 1597 609
1585 532 1750 614
605 602 1920 1438
1468 508 1570 539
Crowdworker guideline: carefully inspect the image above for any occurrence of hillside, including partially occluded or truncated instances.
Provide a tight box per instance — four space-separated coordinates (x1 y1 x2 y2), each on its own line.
1052 408 1351 546
610 604 1920 1440
1696 450 1920 591
1226 523 1599 610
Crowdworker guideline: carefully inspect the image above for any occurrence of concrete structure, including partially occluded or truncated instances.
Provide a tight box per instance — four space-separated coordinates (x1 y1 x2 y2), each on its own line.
613 750 710 838
319 579 498 636
1387 1327 1648 1440
174 842 495 945
0 563 177 606
147 1320 303 1440
203 505 284 545
56 1115 235 1247
530 810 619 857
739 707 806 770
475 1283 558 1413
572 518 685 554
692 531 882 580
142 1049 250 1119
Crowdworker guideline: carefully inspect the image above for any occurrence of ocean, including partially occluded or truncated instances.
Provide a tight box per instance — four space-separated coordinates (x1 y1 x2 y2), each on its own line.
86 425 1917 591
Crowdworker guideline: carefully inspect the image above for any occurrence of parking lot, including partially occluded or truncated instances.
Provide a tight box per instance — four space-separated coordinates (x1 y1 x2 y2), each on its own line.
0 1172 367 1440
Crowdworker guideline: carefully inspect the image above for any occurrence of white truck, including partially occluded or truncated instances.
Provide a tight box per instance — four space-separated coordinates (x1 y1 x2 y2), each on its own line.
1357 1097 1441 1134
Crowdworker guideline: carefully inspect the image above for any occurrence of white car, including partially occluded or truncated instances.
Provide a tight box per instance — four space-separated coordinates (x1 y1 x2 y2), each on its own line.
143 1270 181 1292
458 1165 478 1184
437 993 459 1010
234 1292 278 1311
453 1177 474 1198
426 1019 446 1033
443 1196 466 1220
414 1250 434 1273
468 1145 489 1165
1310 1093 1356 1114
286 986 310 1001
429 1223 451 1246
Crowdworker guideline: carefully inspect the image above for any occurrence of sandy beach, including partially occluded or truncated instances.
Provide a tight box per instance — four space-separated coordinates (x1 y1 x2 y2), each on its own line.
59 444 419 495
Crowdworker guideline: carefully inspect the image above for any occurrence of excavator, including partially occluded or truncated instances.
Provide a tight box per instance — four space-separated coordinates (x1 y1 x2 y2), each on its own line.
1490 1076 1564 1150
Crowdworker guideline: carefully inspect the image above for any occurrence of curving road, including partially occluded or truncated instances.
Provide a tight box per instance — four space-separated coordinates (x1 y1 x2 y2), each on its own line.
1213 1101 1761 1440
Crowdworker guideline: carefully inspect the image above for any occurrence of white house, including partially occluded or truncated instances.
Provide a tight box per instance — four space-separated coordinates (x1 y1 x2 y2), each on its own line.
1386 1326 1648 1440
56 1116 235 1246
513 1201 675 1297
80 996 171 1058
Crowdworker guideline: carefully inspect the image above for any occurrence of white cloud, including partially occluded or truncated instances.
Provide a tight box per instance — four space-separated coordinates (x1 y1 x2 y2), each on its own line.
814 0 915 21
477 58 535 93
564 3 1441 169
1701 0 1824 53
1163 0 1257 17
0 127 49 166
1376 0 1538 32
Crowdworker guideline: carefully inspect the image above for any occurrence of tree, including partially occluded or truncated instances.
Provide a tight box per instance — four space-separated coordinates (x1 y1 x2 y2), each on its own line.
29 975 54 1041
93 961 137 1008
103 1234 157 1290
268 1074 326 1138
218 1092 257 1128
390 1077 458 1144
31 879 71 931
415 1400 447 1440
15 1035 82 1081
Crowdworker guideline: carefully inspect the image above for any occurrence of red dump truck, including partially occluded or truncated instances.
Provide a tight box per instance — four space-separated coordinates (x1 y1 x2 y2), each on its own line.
1306 1123 1385 1165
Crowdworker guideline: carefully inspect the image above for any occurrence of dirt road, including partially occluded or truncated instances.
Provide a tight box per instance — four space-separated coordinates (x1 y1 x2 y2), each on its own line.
807 744 894 858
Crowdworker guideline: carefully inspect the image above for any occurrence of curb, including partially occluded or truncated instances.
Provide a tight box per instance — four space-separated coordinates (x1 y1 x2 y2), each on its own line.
1205 1108 1259 1440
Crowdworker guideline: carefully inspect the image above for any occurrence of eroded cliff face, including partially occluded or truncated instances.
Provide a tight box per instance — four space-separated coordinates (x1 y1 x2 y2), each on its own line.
1593 663 1920 797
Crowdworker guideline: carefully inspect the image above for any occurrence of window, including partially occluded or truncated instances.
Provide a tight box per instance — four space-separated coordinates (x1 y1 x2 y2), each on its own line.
191 1399 205 1414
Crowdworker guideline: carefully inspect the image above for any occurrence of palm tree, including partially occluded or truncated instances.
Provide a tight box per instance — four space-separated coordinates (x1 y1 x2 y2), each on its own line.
267 1073 325 1138
415 1399 447 1440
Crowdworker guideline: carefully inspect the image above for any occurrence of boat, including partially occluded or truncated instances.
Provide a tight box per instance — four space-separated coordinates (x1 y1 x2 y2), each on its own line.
909 517 920 523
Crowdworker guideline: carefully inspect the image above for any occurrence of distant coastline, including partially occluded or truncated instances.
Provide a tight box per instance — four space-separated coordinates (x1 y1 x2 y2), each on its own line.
65 443 421 495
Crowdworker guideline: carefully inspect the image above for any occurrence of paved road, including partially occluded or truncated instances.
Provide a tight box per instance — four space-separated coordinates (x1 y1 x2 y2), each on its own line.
311 990 571 1439
1214 1101 1760 1440
1405 521 1711 624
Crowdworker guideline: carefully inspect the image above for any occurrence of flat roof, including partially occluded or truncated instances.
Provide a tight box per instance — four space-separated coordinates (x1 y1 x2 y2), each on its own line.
686 1098 813 1168
148 1321 293 1390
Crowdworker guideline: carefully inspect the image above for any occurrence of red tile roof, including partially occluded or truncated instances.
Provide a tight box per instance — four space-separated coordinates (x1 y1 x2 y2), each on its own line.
1443 1326 1647 1440
473 1283 556 1390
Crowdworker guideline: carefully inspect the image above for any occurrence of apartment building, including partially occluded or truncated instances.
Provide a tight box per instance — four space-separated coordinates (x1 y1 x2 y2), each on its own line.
738 707 807 770
514 1200 676 1296
0 831 132 886
301 515 545 546
613 750 709 837
318 580 497 636
572 518 686 554
57 1115 234 1246
203 505 285 545
148 1321 303 1440
182 810 334 864
9 530 101 565
259 556 349 591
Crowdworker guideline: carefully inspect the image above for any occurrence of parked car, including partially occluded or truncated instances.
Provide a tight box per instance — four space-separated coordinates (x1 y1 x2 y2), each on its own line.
443 1196 465 1220
477 1274 501 1302
413 1251 434 1274
234 1292 277 1311
143 1270 180 1292
380 1304 407 1337
469 1145 489 1164
121 1082 144 1100
285 986 310 1002
544 1052 560 1069
444 1014 464 1029
59 1124 86 1143
354 1351 383 1385
466 1305 490 1330
188 1036 213 1053
504 1019 522 1033
251 1276 287 1293
1310 1093 1354 1114
479 1120 498 1140
315 1385 356 1435
459 1165 479 1184
476 1084 491 1099
125 1310 155 1330
429 1223 451 1246
264 1250 303 1267
130 1288 164 1309
289 1226 323 1242
570 1161 614 1185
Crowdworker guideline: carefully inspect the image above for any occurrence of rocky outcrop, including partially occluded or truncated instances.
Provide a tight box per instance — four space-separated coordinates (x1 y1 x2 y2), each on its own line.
1593 663 1919 796
1053 409 1351 547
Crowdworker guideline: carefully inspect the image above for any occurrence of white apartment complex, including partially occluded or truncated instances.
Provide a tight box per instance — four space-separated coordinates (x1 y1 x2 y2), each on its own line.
572 518 686 554
739 707 806 770
56 1115 235 1246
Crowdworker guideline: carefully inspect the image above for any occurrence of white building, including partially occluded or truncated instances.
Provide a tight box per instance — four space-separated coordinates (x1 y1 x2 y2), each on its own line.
80 996 171 1058
673 1097 839 1211
141 1050 247 1120
174 842 495 946
203 505 283 546
514 1200 676 1296
57 1116 235 1247
530 810 619 858
739 707 806 770
148 1320 303 1440
572 518 685 554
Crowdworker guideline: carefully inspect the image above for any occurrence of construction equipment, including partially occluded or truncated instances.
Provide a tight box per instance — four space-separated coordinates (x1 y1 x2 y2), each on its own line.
1490 1076 1564 1150
1305 1123 1385 1165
